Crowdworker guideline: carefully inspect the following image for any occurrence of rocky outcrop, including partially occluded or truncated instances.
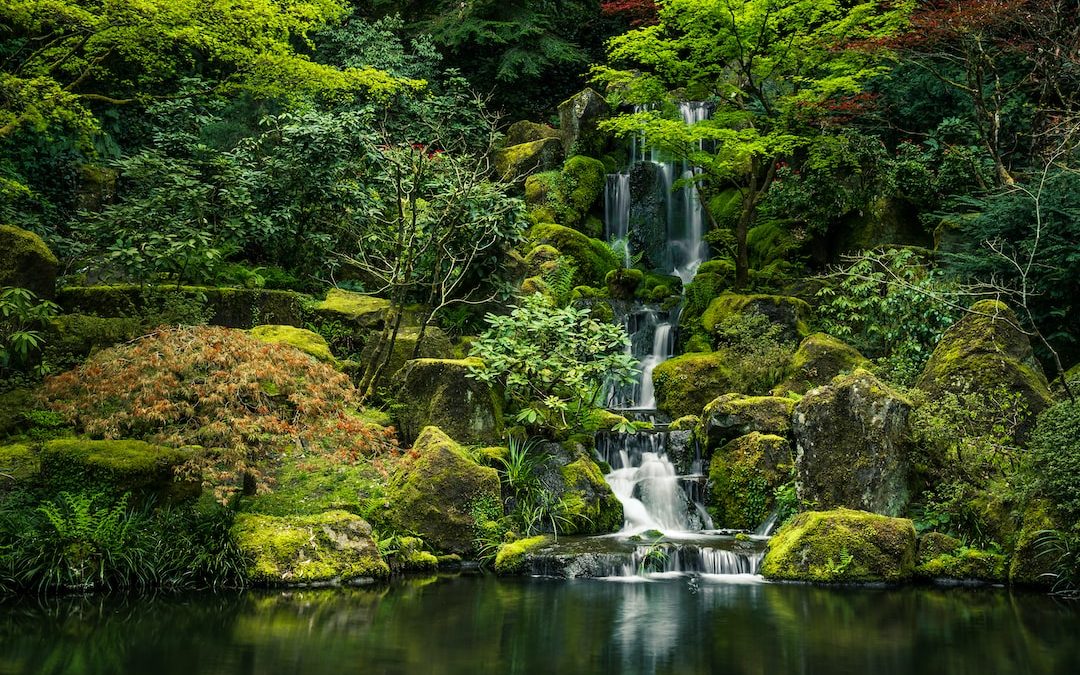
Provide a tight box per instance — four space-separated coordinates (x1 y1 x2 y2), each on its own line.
39 438 198 503
701 293 811 347
761 508 917 583
496 138 565 184
702 394 794 449
0 224 58 299
536 440 623 535
392 358 503 446
792 369 912 516
526 223 618 287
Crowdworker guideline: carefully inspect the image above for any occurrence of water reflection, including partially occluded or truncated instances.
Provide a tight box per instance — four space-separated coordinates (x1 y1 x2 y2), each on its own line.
1 576 1078 675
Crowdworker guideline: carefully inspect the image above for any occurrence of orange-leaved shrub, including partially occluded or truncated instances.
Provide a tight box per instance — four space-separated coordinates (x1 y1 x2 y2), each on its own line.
40 326 396 501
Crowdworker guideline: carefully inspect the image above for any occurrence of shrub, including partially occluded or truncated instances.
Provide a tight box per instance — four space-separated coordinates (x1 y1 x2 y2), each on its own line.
1 286 60 376
713 310 795 394
40 326 396 500
1030 400 1080 529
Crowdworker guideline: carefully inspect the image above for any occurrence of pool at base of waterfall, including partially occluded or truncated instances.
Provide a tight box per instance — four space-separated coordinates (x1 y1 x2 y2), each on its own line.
3 575 1077 675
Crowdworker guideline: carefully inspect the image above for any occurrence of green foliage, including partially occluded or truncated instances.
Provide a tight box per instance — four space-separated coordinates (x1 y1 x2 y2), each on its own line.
468 293 638 431
0 286 59 376
1029 400 1080 530
818 248 959 385
1034 530 1080 597
711 310 795 395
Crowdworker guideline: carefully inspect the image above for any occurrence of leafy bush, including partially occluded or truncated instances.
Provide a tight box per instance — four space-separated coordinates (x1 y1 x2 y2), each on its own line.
818 248 959 385
1 286 60 376
41 326 396 500
712 310 796 394
1029 400 1080 529
468 293 638 431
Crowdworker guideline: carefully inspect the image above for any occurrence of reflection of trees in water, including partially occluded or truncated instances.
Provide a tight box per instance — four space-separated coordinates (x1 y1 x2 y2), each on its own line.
1 578 1079 675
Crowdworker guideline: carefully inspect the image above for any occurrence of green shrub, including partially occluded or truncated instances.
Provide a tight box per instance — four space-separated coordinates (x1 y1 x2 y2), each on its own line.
1030 400 1080 529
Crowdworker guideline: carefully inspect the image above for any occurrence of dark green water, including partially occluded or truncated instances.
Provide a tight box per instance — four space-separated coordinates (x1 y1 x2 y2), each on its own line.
1 574 1078 675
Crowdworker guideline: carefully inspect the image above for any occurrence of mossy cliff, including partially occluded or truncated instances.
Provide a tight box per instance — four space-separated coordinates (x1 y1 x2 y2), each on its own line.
761 509 917 583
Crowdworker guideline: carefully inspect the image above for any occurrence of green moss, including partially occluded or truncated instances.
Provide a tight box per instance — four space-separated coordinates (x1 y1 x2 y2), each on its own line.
707 433 791 530
0 224 58 299
250 325 336 364
916 547 1006 582
495 138 564 182
392 358 503 445
582 409 630 433
605 268 643 299
243 452 385 517
505 121 563 147
494 535 552 575
761 508 917 583
0 442 37 484
0 388 32 438
653 351 738 418
39 438 198 502
382 426 502 555
524 244 561 273
232 510 389 584
314 289 390 327
669 415 700 432
703 394 794 446
44 315 142 365
774 333 868 396
558 457 623 533
1008 502 1057 587
527 223 618 287
701 293 811 344
359 325 453 381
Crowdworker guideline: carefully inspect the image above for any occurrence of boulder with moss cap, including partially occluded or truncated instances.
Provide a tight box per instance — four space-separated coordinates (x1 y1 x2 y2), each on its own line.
232 510 389 585
313 289 391 330
761 508 917 583
652 351 739 419
382 426 502 555
39 438 199 502
707 432 793 530
392 358 503 445
251 325 336 364
527 223 618 288
773 333 869 396
702 394 794 449
0 224 58 299
916 299 1052 443
496 138 565 184
701 293 811 347
792 369 912 517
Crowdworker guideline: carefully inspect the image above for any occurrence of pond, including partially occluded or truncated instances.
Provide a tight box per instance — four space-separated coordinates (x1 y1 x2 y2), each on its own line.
1 574 1078 675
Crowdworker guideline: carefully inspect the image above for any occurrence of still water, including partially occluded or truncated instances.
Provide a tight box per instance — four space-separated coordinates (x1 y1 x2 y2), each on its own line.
1 574 1078 675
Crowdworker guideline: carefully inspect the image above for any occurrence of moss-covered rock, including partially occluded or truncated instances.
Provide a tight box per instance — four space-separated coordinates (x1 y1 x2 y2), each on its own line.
313 289 391 330
0 388 32 438
558 456 624 534
57 285 309 328
360 326 454 382
250 325 336 364
393 536 439 573
701 293 811 346
39 438 198 502
774 333 869 396
1008 502 1058 587
915 533 1006 582
392 358 503 446
792 369 912 516
606 267 643 299
557 88 609 156
232 510 389 584
916 300 1052 442
707 433 793 530
669 415 700 432
761 508 917 583
0 224 58 299
652 351 738 419
527 223 618 287
0 442 38 489
382 427 502 555
504 120 563 147
495 138 565 183
702 394 794 449
523 244 561 274
494 535 553 575
43 314 141 365
242 452 384 517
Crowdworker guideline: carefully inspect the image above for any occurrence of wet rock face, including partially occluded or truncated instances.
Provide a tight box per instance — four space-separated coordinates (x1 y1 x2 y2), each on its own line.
792 369 912 517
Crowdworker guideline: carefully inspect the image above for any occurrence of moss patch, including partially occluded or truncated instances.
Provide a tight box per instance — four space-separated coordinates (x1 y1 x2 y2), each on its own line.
495 138 564 183
703 394 794 448
0 442 37 484
392 358 503 445
39 438 197 501
243 452 385 517
250 325 336 364
701 293 811 346
314 290 390 329
494 535 552 575
232 510 389 584
653 351 738 419
527 223 619 288
761 508 917 583
558 457 623 534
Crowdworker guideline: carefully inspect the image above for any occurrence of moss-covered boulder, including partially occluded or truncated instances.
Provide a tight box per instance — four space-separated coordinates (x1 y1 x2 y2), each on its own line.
39 438 198 502
792 369 912 516
232 510 389 584
0 224 58 299
360 326 453 382
701 294 811 347
393 536 439 573
527 223 618 287
0 388 32 438
707 433 793 530
494 535 553 575
916 300 1052 442
915 533 1006 582
557 88 609 156
774 333 869 396
1008 503 1058 587
392 358 503 446
382 427 502 555
496 138 565 183
652 352 739 419
702 394 794 449
242 451 384 517
0 442 38 492
504 120 563 147
251 325 336 364
606 268 643 299
313 289 391 330
43 314 141 365
557 455 624 534
761 508 917 583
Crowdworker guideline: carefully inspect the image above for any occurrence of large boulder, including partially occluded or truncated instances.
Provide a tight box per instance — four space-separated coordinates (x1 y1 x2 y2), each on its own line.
793 369 912 516
773 333 868 396
43 315 141 366
761 508 917 583
359 326 453 381
232 510 389 584
701 293 812 347
496 138 565 184
382 426 502 555
39 438 198 503
525 156 606 235
250 325 336 364
707 432 793 530
915 532 1006 582
313 289 391 331
916 300 1053 442
0 224 58 299
1008 502 1058 587
653 351 738 419
536 440 623 534
392 358 503 446
702 394 794 449
557 88 609 156
504 120 563 147
527 223 618 287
